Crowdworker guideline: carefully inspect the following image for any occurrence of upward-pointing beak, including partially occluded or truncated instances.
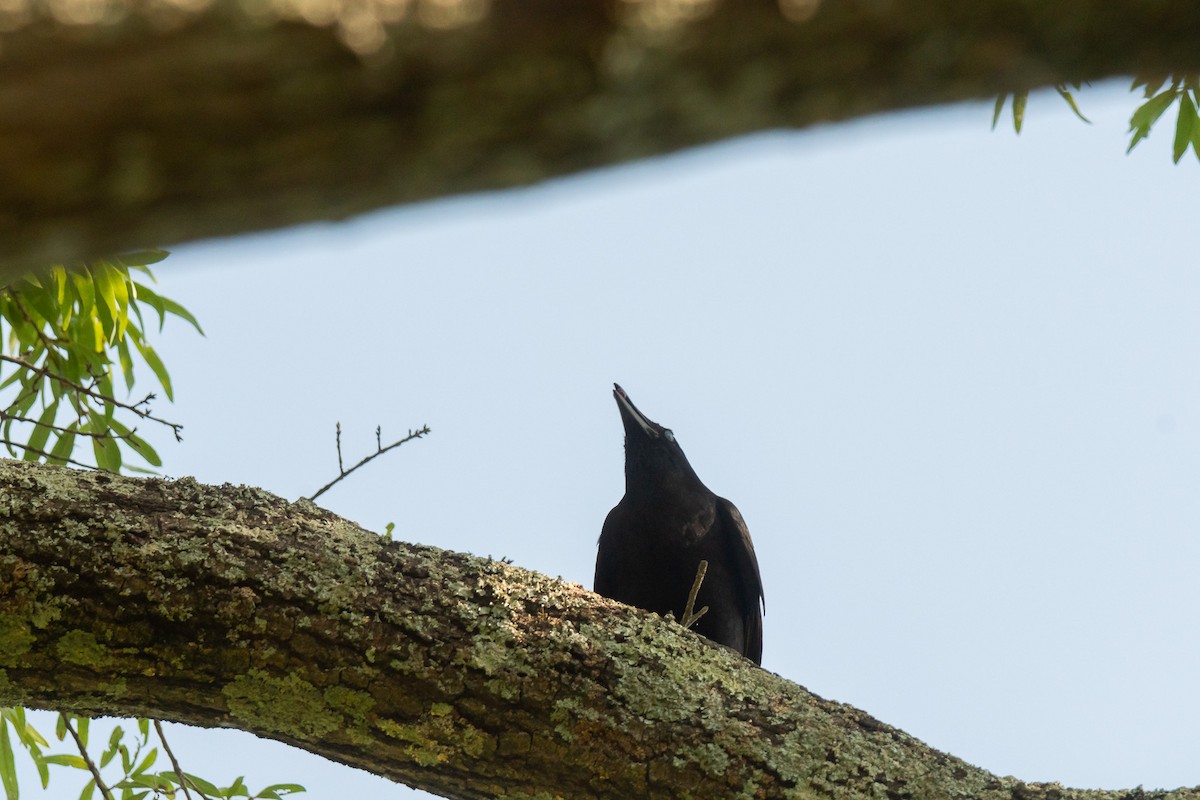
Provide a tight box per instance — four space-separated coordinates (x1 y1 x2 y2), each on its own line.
613 383 658 439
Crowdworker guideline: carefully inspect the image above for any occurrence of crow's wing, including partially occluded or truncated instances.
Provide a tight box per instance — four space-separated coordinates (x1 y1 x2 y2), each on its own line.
715 497 764 664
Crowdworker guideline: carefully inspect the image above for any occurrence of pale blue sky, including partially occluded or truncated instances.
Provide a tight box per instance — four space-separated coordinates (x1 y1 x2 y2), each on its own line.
19 79 1200 797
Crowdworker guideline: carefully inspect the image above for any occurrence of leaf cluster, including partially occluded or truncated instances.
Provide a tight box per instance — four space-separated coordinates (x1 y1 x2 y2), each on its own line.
0 252 201 472
993 74 1200 164
0 710 303 800
1128 76 1200 163
992 83 1089 134
0 256 308 800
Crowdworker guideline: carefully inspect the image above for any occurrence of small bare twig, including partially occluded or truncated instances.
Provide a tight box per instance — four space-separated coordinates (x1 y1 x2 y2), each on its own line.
154 719 209 800
62 715 115 800
0 410 142 443
335 421 344 474
679 560 710 629
0 353 184 441
309 423 431 501
0 437 97 469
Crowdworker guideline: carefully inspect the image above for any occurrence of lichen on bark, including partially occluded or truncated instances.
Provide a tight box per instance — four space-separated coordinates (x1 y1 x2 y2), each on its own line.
0 460 1197 800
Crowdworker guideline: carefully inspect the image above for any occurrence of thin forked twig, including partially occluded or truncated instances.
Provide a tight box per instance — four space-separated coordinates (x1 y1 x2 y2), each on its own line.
0 353 183 441
62 715 115 800
309 423 431 501
679 560 710 629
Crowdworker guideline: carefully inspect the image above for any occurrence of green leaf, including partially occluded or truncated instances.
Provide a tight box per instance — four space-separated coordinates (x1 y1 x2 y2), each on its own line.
130 283 167 332
117 249 170 267
1189 111 1200 163
50 266 68 305
1011 92 1027 133
131 339 173 401
1055 85 1091 124
119 464 161 475
1128 89 1179 153
157 296 204 335
95 372 116 421
1173 93 1197 162
93 433 122 473
69 270 95 321
256 783 306 798
0 719 18 800
136 718 149 739
116 337 135 392
179 773 222 796
48 425 77 465
78 778 95 800
28 750 47 790
1134 75 1168 97
131 747 156 775
125 432 162 468
16 716 48 750
42 755 88 769
76 717 89 748
117 775 166 791
84 313 104 353
10 384 40 417
89 262 122 341
991 94 1006 130
24 400 60 459
19 282 59 330
6 711 48 791
101 727 124 768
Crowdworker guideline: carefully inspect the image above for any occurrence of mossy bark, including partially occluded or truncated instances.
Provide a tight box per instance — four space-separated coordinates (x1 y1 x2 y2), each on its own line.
3 0 1200 273
0 459 1195 799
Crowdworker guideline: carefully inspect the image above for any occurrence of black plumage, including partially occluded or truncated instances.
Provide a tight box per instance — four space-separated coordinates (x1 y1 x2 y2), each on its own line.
595 384 764 664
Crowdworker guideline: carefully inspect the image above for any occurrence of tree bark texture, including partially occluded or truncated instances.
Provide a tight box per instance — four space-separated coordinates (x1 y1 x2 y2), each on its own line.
0 459 1196 800
3 0 1200 273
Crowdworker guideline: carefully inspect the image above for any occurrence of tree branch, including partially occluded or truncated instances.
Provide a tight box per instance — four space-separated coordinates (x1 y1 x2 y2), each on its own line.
0 459 1195 799
308 423 430 501
63 715 116 800
0 354 183 441
0 438 96 470
154 719 207 800
4 1 1200 274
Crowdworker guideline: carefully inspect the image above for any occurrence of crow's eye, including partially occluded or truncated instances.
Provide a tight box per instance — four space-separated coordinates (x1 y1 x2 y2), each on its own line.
663 429 675 442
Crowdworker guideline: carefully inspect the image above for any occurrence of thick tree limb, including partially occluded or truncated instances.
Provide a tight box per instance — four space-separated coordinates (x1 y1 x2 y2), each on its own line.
0 459 1195 799
3 0 1200 274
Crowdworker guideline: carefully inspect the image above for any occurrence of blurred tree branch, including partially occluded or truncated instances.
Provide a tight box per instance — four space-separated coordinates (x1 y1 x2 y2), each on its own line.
4 0 1200 275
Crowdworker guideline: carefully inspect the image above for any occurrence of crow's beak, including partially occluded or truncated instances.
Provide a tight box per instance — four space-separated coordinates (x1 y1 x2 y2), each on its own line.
613 383 659 440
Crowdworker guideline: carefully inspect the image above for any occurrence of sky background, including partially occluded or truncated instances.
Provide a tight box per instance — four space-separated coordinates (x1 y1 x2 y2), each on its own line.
16 79 1200 797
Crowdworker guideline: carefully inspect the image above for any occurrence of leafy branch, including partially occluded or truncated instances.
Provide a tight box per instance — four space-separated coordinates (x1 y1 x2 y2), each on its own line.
992 74 1200 163
0 253 200 472
0 255 312 800
153 720 207 800
1 710 304 800
1127 75 1200 163
61 715 114 800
